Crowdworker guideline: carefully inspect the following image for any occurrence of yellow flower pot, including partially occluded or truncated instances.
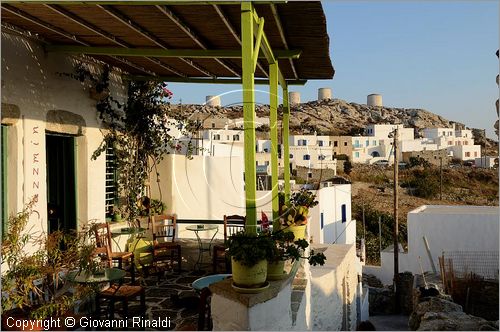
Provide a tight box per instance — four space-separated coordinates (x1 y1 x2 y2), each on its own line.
231 258 267 288
286 224 306 241
129 237 153 270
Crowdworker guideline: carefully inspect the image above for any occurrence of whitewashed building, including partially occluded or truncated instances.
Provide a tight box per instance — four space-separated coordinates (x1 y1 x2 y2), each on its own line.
423 126 481 161
1 31 125 242
309 184 355 245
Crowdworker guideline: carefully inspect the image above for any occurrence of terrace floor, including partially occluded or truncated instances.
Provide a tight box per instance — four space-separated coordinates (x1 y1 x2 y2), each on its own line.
86 239 223 331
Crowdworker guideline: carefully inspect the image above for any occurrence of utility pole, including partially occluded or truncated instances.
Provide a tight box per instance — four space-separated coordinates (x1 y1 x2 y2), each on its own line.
393 127 400 313
439 156 443 200
378 216 382 259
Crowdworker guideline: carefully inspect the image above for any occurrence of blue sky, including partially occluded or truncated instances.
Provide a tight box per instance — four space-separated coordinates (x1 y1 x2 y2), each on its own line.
167 1 499 138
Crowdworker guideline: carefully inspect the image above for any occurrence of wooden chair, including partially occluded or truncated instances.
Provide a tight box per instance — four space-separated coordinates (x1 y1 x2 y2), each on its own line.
92 242 146 320
94 222 135 283
212 215 246 273
151 215 182 277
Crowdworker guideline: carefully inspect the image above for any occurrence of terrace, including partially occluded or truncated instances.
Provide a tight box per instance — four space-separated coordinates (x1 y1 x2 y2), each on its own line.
0 1 363 330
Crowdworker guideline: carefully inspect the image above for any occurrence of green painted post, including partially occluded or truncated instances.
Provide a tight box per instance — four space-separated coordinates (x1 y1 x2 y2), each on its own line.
269 62 280 228
241 2 257 234
282 86 291 204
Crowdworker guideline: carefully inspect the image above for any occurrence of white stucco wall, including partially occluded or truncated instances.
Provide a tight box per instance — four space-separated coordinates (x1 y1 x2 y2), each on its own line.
309 185 354 245
2 31 125 245
150 154 246 239
364 205 500 285
211 244 361 331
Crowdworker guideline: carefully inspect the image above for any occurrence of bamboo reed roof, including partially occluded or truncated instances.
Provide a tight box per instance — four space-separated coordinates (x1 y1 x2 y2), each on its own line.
1 1 334 82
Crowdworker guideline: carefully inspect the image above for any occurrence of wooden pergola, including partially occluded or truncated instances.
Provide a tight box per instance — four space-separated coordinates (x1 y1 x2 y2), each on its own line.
1 0 334 233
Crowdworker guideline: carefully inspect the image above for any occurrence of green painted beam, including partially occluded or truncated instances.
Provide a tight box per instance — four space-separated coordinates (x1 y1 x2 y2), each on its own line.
44 45 301 59
252 17 264 71
282 85 291 204
124 75 307 85
2 1 287 5
241 2 257 235
269 62 280 229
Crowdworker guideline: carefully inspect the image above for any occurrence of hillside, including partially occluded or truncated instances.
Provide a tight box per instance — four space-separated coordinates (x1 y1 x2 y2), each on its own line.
169 98 498 154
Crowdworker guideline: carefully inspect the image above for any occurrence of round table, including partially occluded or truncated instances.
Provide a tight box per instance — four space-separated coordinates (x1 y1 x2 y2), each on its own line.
186 225 219 270
192 274 232 292
110 227 146 252
69 268 126 284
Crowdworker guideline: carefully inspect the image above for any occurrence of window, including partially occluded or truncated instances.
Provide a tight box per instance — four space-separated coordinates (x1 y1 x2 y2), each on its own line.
265 161 270 166
211 123 216 128
354 140 360 148
303 154 310 160
366 140 369 147
474 152 478 157
373 140 377 146
227 135 230 140
448 141 452 145
233 135 240 141
465 152 470 157
355 152 360 158
105 146 118 218
464 141 468 145
329 141 332 146
320 212 324 230
334 141 338 147
298 139 307 146
318 140 323 147
344 142 348 146
341 204 347 223
318 155 325 160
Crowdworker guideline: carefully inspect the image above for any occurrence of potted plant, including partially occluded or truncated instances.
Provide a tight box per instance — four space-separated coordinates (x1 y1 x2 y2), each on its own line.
280 189 319 240
266 230 326 280
1 197 94 328
226 231 275 290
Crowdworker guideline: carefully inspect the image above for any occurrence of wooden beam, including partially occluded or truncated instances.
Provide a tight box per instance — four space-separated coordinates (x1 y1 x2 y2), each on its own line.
45 45 301 59
156 5 241 77
270 4 298 79
3 4 155 75
212 3 269 78
98 5 210 77
124 75 307 85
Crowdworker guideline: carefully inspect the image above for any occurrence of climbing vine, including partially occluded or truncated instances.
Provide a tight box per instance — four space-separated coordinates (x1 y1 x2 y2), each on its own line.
63 63 198 223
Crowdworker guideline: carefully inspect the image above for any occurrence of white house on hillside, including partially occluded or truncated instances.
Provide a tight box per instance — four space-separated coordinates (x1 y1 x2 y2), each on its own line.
423 126 481 161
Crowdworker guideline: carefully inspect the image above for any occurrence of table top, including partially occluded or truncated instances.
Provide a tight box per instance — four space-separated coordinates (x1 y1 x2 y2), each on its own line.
192 274 232 291
68 268 126 284
111 227 146 237
186 224 218 232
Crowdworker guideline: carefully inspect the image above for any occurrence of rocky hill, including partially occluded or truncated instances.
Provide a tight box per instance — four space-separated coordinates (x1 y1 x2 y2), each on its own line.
169 98 498 153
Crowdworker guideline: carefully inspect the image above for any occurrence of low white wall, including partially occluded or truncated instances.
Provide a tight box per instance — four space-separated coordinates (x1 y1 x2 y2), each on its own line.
211 244 361 331
364 205 500 285
150 154 246 239
309 244 360 330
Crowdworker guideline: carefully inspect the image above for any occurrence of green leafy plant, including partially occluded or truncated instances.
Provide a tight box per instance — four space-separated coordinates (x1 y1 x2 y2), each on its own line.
280 189 318 227
268 230 326 266
226 232 275 267
1 197 94 320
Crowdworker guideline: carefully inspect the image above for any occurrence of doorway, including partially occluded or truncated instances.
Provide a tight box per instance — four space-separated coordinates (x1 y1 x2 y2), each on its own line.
46 133 76 233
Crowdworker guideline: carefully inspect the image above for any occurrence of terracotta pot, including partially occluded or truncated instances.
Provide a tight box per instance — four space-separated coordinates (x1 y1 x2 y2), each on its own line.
231 258 267 288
